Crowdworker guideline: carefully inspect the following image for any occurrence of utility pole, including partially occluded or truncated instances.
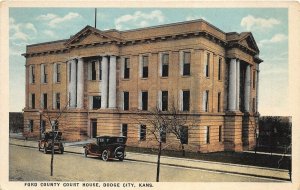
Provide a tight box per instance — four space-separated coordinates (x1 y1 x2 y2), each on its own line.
94 8 97 28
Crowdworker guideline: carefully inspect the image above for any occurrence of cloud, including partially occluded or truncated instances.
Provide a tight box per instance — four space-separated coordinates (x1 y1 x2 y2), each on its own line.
36 13 57 20
11 32 30 41
115 10 165 30
9 17 37 42
186 15 207 21
258 33 287 47
43 30 55 37
240 15 280 31
24 23 37 33
37 12 81 28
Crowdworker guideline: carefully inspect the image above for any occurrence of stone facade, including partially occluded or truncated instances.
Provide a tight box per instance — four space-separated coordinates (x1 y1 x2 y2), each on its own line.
22 19 262 152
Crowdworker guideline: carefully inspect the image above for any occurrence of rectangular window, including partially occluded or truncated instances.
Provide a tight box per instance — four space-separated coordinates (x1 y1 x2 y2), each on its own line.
218 58 222 80
180 126 188 144
68 92 71 107
43 93 47 109
122 124 128 137
183 52 191 76
161 91 168 111
203 90 209 112
253 98 256 112
162 54 169 77
93 96 101 109
206 126 210 144
253 71 256 89
31 93 35 109
219 126 222 142
29 120 34 132
43 65 48 83
41 120 46 133
182 90 190 111
99 62 102 80
53 120 59 131
160 125 167 143
69 63 71 82
140 125 146 141
56 64 61 82
92 61 96 80
56 93 60 110
142 56 149 78
123 91 129 110
124 58 130 79
31 65 35 84
142 91 148 111
205 53 210 77
217 92 221 112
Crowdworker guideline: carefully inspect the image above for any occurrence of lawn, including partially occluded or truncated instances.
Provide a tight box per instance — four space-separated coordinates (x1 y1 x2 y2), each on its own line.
126 146 291 170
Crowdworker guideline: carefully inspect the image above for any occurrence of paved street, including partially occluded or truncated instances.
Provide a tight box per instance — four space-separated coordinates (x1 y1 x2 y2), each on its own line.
10 144 284 182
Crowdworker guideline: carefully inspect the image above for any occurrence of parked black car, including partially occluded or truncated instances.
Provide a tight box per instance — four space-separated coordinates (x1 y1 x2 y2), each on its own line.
83 136 127 161
38 131 64 154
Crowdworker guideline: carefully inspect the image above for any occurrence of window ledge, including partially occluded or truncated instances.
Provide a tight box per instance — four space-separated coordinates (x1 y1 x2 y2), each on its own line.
181 75 191 78
160 76 168 79
121 78 130 81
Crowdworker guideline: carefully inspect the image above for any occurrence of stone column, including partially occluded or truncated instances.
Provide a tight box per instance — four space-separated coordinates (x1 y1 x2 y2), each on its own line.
101 56 108 108
236 59 240 111
68 59 77 108
109 56 117 108
256 64 259 112
228 58 237 111
77 58 84 108
244 64 251 112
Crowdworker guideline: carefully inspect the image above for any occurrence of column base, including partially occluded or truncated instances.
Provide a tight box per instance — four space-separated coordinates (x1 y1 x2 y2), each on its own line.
224 112 243 152
224 142 243 152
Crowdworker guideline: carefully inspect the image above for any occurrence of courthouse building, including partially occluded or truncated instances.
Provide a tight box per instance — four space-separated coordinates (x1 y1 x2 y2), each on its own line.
22 19 262 152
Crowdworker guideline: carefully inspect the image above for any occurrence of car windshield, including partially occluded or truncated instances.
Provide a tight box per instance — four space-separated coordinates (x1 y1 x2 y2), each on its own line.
97 137 125 145
44 131 62 140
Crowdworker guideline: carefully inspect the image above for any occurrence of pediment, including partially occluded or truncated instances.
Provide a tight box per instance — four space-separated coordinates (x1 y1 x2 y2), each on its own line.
65 25 122 46
239 33 260 53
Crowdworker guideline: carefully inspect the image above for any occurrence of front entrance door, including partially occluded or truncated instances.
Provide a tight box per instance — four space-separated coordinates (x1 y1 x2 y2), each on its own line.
91 119 97 138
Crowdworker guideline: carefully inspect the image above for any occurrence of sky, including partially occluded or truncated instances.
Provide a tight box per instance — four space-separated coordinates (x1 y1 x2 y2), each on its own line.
9 8 288 116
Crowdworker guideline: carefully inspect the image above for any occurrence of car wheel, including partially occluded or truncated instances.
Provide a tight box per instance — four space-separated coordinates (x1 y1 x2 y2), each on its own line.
60 148 64 154
102 150 109 161
118 155 124 161
84 149 88 157
38 144 41 151
43 147 47 154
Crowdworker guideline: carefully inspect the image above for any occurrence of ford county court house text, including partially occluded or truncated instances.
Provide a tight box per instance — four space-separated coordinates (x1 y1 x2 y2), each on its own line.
22 19 262 152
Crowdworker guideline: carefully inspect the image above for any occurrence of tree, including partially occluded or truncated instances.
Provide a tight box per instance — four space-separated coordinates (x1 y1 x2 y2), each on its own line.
9 112 24 133
40 102 69 176
135 107 170 182
259 116 282 155
134 103 197 181
167 104 196 157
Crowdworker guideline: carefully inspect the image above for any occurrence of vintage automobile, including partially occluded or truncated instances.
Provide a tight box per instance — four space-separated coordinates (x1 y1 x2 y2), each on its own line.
83 136 127 161
38 131 64 154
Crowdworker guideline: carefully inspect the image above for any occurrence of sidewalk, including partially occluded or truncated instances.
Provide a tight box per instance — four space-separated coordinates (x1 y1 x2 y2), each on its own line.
9 138 290 181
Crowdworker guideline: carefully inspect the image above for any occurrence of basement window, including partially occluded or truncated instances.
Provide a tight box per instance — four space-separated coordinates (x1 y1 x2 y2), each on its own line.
140 125 146 141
